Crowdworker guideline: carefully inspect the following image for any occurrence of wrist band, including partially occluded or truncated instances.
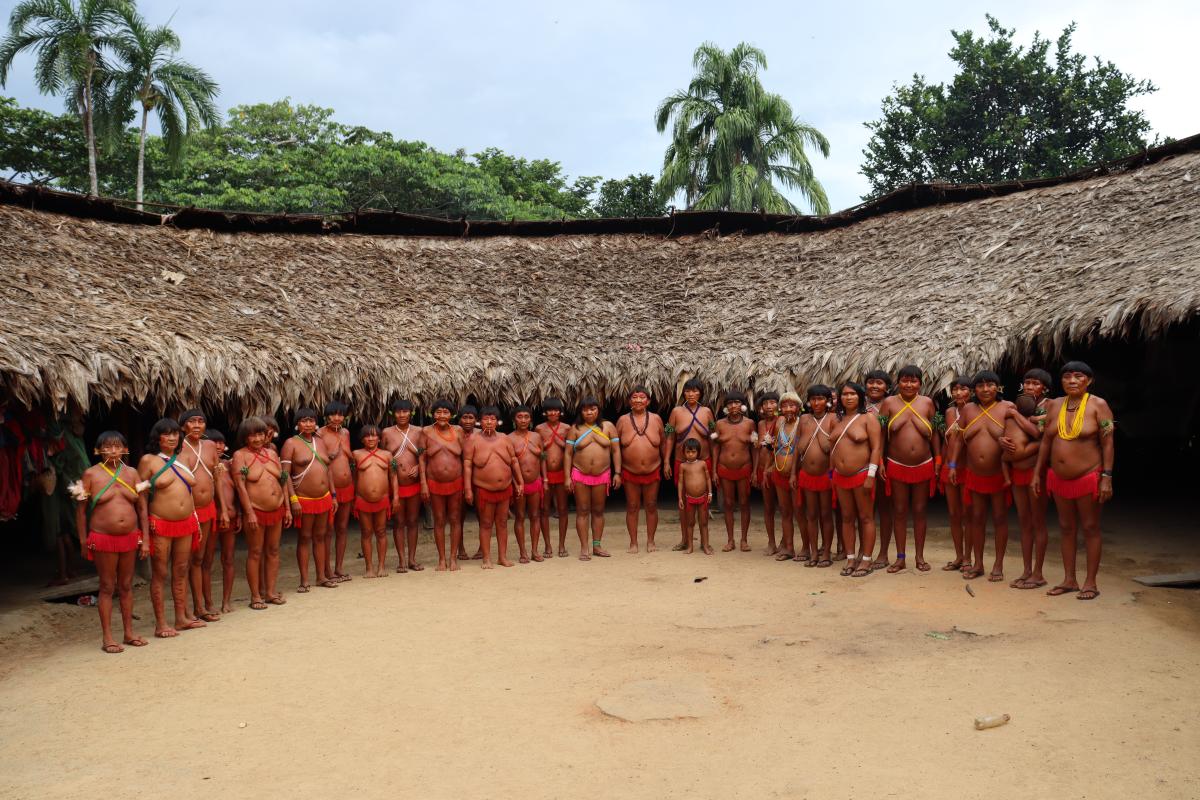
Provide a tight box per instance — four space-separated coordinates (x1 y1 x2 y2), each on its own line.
290 495 299 503
948 461 957 469
867 464 878 477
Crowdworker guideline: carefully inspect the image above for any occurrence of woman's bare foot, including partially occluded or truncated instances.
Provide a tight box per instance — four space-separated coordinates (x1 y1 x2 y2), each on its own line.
647 541 658 553
436 560 449 571
518 555 530 564
628 543 640 554
365 569 378 578
220 603 234 614
558 547 569 558
155 627 178 638
498 558 515 567
739 540 751 552
531 552 544 562
703 545 714 555
763 543 778 556
177 618 206 630
722 541 735 552
471 550 484 560
449 560 460 572
481 560 494 569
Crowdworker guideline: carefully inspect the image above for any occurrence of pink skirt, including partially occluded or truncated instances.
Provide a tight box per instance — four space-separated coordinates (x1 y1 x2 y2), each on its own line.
570 467 611 487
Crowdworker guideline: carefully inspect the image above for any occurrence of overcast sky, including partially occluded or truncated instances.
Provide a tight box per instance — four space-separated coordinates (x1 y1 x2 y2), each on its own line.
2 0 1197 211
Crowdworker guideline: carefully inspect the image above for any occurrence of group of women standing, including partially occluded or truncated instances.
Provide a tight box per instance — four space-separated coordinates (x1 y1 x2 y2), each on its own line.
70 360 1114 654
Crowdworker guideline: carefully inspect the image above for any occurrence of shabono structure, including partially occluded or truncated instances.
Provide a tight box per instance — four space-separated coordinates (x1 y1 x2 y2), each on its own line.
0 135 1198 419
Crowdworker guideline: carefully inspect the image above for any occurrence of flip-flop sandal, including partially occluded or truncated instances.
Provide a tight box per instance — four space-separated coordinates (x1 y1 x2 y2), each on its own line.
988 572 1005 582
1046 585 1078 596
942 560 964 571
155 629 177 638
199 612 221 622
249 600 268 610
803 558 818 568
916 560 931 572
774 552 795 561
318 579 339 588
852 566 873 577
962 568 985 580
296 585 311 593
1017 579 1047 590
123 637 148 647
816 559 833 568
267 595 287 605
1076 589 1101 600
671 543 689 552
102 643 124 654
840 565 855 577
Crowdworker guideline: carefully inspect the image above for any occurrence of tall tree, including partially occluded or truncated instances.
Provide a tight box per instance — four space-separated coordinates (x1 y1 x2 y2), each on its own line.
0 0 130 196
655 42 830 214
861 16 1158 198
107 5 219 209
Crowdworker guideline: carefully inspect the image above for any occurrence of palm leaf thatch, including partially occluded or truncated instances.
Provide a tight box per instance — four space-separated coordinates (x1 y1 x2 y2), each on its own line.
0 137 1198 417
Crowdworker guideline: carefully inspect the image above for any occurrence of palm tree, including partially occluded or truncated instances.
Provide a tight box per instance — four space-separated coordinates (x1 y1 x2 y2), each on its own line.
0 0 130 197
656 42 831 215
107 6 218 209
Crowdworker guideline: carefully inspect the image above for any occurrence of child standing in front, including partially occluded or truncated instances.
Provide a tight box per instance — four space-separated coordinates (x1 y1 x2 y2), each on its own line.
677 439 713 554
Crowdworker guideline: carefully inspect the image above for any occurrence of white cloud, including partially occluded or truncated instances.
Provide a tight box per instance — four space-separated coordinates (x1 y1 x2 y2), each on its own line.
1 0 1194 211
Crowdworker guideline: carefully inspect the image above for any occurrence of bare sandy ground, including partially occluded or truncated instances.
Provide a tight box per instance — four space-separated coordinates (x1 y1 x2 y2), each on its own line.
1 503 1197 800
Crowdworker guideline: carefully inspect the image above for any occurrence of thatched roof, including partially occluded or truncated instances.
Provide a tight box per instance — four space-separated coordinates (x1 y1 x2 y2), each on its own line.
2 135 1199 416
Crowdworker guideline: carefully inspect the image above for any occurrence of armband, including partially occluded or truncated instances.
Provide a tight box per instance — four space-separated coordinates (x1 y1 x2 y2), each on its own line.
932 413 945 433
67 480 88 501
750 432 759 444
877 414 889 428
948 461 957 469
1099 419 1114 436
289 495 300 503
135 480 150 493
664 424 675 435
867 464 878 478
610 437 620 443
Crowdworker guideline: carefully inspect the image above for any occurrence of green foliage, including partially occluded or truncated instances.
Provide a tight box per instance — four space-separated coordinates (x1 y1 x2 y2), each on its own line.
861 16 1158 198
0 0 132 195
0 95 87 183
656 42 830 214
593 173 666 217
0 96 622 219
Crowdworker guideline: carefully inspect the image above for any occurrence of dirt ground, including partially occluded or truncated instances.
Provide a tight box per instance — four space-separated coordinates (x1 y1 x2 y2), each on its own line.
1 501 1198 800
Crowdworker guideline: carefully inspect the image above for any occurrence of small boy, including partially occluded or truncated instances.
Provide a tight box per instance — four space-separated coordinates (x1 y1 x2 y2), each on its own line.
353 424 397 578
677 439 714 554
1000 394 1039 487
207 431 241 614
